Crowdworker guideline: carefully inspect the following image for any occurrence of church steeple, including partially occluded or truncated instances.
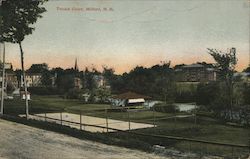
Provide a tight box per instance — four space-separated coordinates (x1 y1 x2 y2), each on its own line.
74 58 79 71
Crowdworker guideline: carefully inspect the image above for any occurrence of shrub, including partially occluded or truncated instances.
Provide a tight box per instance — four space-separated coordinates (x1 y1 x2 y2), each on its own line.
153 103 179 113
28 87 60 95
66 88 82 99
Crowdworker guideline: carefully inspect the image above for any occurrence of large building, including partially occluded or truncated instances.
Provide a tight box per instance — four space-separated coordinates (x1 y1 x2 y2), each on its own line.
22 63 48 87
24 73 43 87
0 63 18 92
175 63 217 83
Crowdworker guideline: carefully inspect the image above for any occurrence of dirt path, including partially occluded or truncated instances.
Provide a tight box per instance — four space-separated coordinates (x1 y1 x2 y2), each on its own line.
0 119 168 159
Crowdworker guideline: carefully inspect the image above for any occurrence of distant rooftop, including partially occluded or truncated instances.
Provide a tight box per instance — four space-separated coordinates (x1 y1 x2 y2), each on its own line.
182 64 204 68
112 92 151 100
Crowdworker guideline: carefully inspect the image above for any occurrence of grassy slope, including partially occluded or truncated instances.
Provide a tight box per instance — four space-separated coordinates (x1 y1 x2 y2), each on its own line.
4 96 249 148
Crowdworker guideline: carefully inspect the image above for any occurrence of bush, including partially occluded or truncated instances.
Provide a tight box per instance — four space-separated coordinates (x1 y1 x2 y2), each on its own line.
28 87 61 95
196 82 219 105
153 103 179 113
66 88 82 99
175 91 196 103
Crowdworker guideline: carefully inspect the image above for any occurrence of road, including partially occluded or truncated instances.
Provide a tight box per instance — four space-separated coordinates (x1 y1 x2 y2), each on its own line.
0 119 168 159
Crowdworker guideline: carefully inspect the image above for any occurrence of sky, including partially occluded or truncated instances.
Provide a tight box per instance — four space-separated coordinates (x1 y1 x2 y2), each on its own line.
2 0 250 74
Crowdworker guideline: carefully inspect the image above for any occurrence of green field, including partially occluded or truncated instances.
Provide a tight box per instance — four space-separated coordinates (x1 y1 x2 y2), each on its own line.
3 95 250 157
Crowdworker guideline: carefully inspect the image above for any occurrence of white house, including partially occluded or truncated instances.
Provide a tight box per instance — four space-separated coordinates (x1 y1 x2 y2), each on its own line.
21 73 42 87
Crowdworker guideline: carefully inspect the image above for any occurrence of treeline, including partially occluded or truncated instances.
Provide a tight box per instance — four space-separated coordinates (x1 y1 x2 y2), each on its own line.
22 62 177 102
107 61 176 101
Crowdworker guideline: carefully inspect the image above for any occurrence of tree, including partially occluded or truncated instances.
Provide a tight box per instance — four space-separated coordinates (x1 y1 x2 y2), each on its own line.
119 61 175 101
243 84 250 105
41 69 52 87
207 48 237 120
27 63 51 87
243 66 250 73
27 63 48 73
1 0 47 118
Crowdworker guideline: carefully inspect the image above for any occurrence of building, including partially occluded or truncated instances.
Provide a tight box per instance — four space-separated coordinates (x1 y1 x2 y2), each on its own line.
111 91 151 107
74 77 83 89
20 91 31 100
175 63 216 83
93 75 110 88
0 63 18 94
24 73 42 87
6 70 18 89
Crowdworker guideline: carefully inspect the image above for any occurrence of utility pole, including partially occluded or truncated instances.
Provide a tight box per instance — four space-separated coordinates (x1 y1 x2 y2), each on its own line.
0 43 5 115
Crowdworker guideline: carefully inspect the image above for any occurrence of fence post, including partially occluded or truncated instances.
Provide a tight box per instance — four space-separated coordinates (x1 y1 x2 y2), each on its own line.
174 107 176 129
249 139 250 153
153 106 156 129
45 112 47 122
80 111 82 130
105 108 109 132
231 146 234 158
128 107 130 131
189 142 191 153
60 111 63 125
194 104 197 126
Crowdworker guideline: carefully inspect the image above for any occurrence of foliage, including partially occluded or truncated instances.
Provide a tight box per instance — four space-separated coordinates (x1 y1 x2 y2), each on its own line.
28 87 60 95
26 63 52 87
175 83 197 103
153 103 179 113
207 48 237 120
0 0 47 43
58 74 75 91
66 88 83 99
238 105 250 126
27 63 48 73
41 69 52 87
242 84 250 105
92 87 111 103
118 61 176 101
1 0 47 117
243 66 250 73
6 83 15 94
196 82 219 105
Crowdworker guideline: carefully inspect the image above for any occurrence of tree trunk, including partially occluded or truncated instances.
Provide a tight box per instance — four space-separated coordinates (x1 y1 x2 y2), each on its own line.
0 42 6 115
19 42 29 119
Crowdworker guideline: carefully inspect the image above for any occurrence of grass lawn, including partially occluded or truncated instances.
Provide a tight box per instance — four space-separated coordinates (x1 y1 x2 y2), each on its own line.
3 95 249 157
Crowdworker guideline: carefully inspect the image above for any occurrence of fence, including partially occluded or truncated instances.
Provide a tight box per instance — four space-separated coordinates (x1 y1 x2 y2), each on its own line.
25 105 250 158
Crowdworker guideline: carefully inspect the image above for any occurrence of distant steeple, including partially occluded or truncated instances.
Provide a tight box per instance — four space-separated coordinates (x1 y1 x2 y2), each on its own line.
74 58 79 71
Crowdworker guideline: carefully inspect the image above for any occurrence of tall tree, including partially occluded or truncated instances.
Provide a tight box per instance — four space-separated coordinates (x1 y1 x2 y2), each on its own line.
0 0 47 118
243 66 250 73
207 48 237 120
27 63 49 73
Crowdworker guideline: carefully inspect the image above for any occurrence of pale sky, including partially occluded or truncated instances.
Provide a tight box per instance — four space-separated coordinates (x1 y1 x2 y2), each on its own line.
2 0 250 74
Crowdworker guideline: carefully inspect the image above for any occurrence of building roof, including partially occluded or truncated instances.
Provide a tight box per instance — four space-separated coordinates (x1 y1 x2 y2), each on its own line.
112 92 151 100
182 64 204 68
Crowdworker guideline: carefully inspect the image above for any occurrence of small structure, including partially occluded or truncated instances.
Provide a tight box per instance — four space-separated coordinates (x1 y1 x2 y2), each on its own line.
81 93 90 102
111 92 151 107
20 91 31 100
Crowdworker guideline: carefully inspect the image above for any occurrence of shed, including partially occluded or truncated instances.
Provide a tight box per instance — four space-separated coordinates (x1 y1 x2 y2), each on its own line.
111 92 151 107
